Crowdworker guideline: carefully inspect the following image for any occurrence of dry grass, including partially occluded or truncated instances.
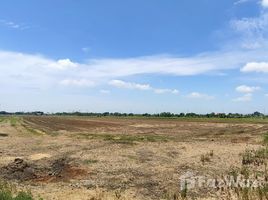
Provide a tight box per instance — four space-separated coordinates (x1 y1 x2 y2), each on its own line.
0 116 268 199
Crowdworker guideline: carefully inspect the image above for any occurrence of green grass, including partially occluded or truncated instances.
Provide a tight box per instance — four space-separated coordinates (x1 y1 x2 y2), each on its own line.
263 132 268 145
20 122 43 136
0 117 9 123
0 182 43 200
9 117 21 127
0 116 21 126
77 133 170 144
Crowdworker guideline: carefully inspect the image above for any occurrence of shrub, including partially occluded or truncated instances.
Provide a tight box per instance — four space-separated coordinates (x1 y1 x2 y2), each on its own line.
0 181 42 200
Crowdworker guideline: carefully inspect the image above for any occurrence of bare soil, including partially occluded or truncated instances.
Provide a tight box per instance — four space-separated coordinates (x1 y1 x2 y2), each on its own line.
0 116 268 199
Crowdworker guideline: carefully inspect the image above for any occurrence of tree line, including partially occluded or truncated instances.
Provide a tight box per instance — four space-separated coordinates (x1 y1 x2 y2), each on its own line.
0 111 267 118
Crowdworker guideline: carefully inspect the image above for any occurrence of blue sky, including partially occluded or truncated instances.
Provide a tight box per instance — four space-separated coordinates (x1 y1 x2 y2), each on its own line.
0 0 268 113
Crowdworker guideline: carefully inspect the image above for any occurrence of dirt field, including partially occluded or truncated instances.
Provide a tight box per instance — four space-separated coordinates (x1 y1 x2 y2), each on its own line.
1 116 268 200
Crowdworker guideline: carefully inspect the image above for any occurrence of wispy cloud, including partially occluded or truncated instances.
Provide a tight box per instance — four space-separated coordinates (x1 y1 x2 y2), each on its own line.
60 79 95 87
233 93 252 102
233 85 260 102
153 89 179 94
186 92 214 100
1 1 268 97
236 85 260 93
230 11 268 49
109 80 151 90
108 80 179 95
234 0 251 6
0 19 29 30
82 47 90 53
0 48 267 92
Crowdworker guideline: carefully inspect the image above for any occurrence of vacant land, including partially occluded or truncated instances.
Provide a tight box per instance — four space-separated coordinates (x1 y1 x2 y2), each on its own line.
1 116 268 199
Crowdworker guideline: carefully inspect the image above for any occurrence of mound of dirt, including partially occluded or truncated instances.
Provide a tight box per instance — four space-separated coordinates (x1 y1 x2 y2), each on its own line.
49 157 70 177
0 157 87 183
1 158 38 181
41 157 87 182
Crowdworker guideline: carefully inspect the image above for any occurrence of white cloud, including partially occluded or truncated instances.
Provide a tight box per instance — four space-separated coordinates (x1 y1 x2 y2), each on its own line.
56 59 78 69
60 79 95 87
0 45 267 93
1 47 268 90
108 80 179 95
108 80 151 90
233 84 260 102
265 93 268 97
153 89 179 94
262 0 268 7
48 58 78 70
241 62 268 73
236 85 261 93
233 93 252 102
186 92 214 100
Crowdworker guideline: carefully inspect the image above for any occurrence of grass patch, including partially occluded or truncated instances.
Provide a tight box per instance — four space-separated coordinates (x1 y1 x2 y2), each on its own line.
0 117 6 123
9 117 20 127
241 132 268 166
241 148 268 166
83 159 98 164
0 181 43 200
200 151 214 165
20 123 43 136
77 133 170 144
263 132 268 145
226 166 268 200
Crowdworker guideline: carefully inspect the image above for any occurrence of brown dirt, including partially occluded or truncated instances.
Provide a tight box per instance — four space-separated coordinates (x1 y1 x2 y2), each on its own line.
1 158 38 181
0 116 268 199
23 116 122 132
0 157 87 183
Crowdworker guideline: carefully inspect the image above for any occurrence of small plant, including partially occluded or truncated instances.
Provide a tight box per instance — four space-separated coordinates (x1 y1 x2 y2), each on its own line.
114 190 122 199
200 151 213 165
0 181 42 200
240 166 250 179
180 181 187 199
241 148 268 166
9 117 20 127
229 167 239 183
263 132 268 145
209 150 214 157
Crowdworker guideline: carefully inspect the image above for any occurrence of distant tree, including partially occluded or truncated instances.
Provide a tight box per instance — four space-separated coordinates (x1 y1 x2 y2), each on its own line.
179 113 185 117
160 112 173 117
252 111 264 117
